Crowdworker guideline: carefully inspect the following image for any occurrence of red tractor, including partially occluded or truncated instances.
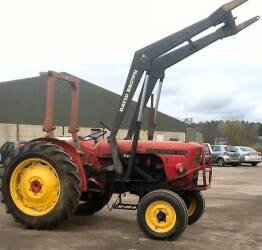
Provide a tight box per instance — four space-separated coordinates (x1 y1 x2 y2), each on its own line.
0 0 258 240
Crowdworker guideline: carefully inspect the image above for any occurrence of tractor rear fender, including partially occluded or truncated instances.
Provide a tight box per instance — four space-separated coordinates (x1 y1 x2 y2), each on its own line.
31 137 87 192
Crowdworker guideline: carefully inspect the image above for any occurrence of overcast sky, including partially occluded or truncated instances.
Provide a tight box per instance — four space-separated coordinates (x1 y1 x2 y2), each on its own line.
0 0 261 123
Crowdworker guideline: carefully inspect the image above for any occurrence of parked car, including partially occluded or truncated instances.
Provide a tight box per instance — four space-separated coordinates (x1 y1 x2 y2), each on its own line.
211 145 240 167
235 146 262 166
0 141 26 164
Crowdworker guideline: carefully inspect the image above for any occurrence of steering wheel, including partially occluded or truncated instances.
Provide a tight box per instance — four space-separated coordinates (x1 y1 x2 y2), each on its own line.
82 130 107 141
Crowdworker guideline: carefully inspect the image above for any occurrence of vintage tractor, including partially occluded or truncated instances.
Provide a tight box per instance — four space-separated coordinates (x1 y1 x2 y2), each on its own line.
0 0 258 240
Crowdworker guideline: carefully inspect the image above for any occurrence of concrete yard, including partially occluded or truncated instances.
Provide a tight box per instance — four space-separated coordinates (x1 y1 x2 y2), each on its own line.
0 165 262 250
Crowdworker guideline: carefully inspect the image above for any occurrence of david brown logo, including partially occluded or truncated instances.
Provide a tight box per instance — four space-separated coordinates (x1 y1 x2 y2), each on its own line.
119 69 138 112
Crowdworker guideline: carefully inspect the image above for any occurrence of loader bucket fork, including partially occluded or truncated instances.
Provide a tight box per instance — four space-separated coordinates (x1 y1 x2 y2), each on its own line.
108 0 259 177
40 71 80 147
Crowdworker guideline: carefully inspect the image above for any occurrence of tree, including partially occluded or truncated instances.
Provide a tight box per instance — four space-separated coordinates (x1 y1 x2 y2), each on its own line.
217 121 258 146
191 120 260 145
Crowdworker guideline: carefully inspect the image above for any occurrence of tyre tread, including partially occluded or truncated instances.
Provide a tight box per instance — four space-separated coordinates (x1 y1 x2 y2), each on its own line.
137 189 188 240
1 141 81 229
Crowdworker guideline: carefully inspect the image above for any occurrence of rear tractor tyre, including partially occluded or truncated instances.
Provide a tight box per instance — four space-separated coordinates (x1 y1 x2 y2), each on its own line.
183 191 205 225
1 141 81 229
137 189 188 240
217 158 225 167
251 163 258 167
75 191 112 216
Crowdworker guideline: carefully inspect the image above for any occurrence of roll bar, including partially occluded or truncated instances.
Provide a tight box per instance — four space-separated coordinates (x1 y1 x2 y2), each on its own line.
41 71 80 147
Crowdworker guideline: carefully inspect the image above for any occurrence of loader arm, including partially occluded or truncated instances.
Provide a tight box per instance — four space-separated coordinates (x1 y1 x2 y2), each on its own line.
108 0 259 176
126 15 259 140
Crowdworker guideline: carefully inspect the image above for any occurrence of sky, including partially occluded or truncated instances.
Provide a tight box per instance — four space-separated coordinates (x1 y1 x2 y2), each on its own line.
0 0 261 123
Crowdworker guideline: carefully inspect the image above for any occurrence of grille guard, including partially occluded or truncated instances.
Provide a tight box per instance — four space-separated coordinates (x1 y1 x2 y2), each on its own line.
167 147 213 191
198 147 213 190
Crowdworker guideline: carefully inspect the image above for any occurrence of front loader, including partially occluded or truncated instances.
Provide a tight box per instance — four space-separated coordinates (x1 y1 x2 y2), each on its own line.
0 0 259 240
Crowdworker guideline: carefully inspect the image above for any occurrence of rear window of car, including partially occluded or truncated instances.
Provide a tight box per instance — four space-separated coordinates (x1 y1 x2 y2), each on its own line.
225 146 238 152
8 143 15 150
212 146 221 151
240 147 256 152
0 143 8 151
1 142 13 151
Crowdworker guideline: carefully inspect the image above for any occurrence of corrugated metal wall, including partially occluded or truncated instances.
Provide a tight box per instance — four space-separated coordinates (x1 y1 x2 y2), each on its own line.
0 76 186 132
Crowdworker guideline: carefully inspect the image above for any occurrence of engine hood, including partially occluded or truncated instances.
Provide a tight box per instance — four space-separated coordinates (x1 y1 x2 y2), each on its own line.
95 140 202 157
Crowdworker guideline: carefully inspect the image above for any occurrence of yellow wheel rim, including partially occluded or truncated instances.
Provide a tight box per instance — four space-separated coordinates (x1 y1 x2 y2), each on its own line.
187 198 197 217
145 201 176 233
10 158 60 216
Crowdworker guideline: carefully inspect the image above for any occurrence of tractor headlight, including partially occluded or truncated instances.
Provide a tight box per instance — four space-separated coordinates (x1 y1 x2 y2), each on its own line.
175 163 186 174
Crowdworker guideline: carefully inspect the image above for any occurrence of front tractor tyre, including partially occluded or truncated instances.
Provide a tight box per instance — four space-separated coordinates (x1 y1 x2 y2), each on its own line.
137 189 188 240
1 141 81 229
183 191 205 225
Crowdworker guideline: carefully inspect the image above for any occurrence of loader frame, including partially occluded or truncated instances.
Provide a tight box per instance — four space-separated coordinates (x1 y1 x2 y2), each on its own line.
38 0 259 191
107 0 259 180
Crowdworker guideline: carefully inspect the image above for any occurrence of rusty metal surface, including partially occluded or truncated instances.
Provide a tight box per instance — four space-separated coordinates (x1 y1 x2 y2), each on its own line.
41 71 80 144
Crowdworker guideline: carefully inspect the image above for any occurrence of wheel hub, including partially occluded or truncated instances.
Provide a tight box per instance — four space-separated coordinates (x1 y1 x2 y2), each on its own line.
156 210 166 222
145 200 176 233
31 180 42 194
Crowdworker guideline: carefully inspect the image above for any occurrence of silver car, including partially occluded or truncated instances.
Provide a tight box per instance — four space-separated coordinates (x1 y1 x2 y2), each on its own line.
211 145 240 167
235 146 262 166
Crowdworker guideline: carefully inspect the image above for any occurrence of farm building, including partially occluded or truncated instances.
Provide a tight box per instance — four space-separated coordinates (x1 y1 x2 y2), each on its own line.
0 74 186 145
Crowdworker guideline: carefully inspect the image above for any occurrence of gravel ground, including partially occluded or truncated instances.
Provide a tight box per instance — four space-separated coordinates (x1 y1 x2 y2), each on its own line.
0 164 262 250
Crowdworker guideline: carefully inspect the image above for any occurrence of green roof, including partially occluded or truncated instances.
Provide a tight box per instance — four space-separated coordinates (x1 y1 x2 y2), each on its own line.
0 76 185 132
